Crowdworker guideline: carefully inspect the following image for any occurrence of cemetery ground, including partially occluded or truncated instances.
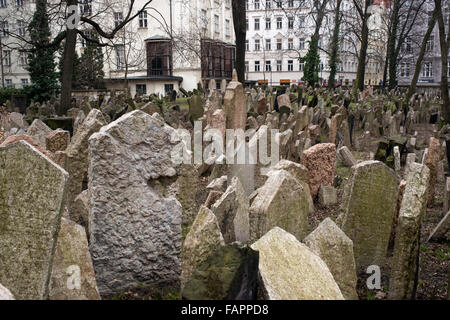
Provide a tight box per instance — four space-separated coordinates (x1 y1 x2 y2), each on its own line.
0 77 449 301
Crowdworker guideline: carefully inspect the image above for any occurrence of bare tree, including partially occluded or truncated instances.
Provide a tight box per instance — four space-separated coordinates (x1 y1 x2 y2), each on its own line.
232 0 246 83
435 0 450 122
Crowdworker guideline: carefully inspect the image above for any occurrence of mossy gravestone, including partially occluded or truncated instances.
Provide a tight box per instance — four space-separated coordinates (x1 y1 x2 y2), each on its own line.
337 161 399 272
0 140 68 299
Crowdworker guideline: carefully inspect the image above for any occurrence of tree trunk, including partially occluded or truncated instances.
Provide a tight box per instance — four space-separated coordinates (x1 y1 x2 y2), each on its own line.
59 0 78 115
388 0 401 90
406 7 437 101
328 0 342 90
353 16 369 97
232 0 246 84
435 0 450 123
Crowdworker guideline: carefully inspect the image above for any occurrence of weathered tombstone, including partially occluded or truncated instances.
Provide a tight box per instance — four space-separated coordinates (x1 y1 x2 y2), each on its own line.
65 109 106 212
304 218 358 300
301 143 336 197
424 137 440 205
26 118 53 147
70 190 89 232
389 163 430 300
224 70 254 196
338 146 357 167
394 146 401 172
251 227 344 300
318 185 337 206
0 140 68 299
180 206 224 290
404 153 416 179
182 242 259 300
188 94 204 121
88 110 182 296
249 169 310 242
45 129 70 153
337 161 399 271
49 218 101 300
211 177 250 243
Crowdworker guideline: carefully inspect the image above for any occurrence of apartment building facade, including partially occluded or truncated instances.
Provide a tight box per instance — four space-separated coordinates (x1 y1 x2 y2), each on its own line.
397 0 450 88
0 0 235 96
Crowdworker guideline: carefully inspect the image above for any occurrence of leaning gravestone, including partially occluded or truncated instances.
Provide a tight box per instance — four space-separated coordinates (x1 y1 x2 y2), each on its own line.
304 218 358 300
389 163 430 300
65 109 106 212
49 218 101 300
89 110 182 296
251 227 344 300
337 160 399 271
249 169 310 242
211 177 250 244
0 140 68 299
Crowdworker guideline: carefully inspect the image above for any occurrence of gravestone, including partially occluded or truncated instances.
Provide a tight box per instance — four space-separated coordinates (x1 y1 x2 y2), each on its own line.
424 137 440 205
249 169 310 242
26 118 53 147
389 163 430 300
301 143 336 197
427 211 450 242
0 140 68 299
88 110 182 296
337 161 399 271
251 227 344 300
304 218 358 300
49 218 101 300
45 129 70 153
211 177 250 243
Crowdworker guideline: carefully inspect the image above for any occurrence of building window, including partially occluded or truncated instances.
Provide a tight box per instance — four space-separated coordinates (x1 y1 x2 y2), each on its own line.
246 18 249 31
265 60 271 72
114 12 123 28
288 60 293 71
136 84 147 95
19 51 27 65
1 21 8 37
115 45 125 69
246 0 249 10
214 15 219 33
147 40 173 76
245 40 249 51
277 60 282 71
245 61 249 72
405 37 412 53
0 0 6 8
288 17 294 29
400 62 410 77
254 18 260 30
426 35 434 52
276 17 282 29
299 38 305 49
21 79 28 87
265 39 271 51
299 16 306 28
276 0 282 8
164 84 174 94
225 0 230 8
16 0 23 6
299 0 306 7
265 0 271 9
422 62 433 77
276 38 282 50
3 50 11 66
201 10 207 29
255 0 260 9
225 19 231 37
5 79 12 87
17 20 25 37
139 11 148 28
255 39 260 51
299 62 304 71
79 0 92 16
288 38 293 50
265 18 271 30
81 37 86 48
255 61 260 72
288 0 294 7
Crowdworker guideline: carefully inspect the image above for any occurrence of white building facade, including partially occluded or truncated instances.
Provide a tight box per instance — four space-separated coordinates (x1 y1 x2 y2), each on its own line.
0 0 235 96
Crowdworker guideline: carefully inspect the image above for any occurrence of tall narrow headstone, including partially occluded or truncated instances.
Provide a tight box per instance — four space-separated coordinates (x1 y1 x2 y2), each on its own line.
0 141 68 299
337 161 399 271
